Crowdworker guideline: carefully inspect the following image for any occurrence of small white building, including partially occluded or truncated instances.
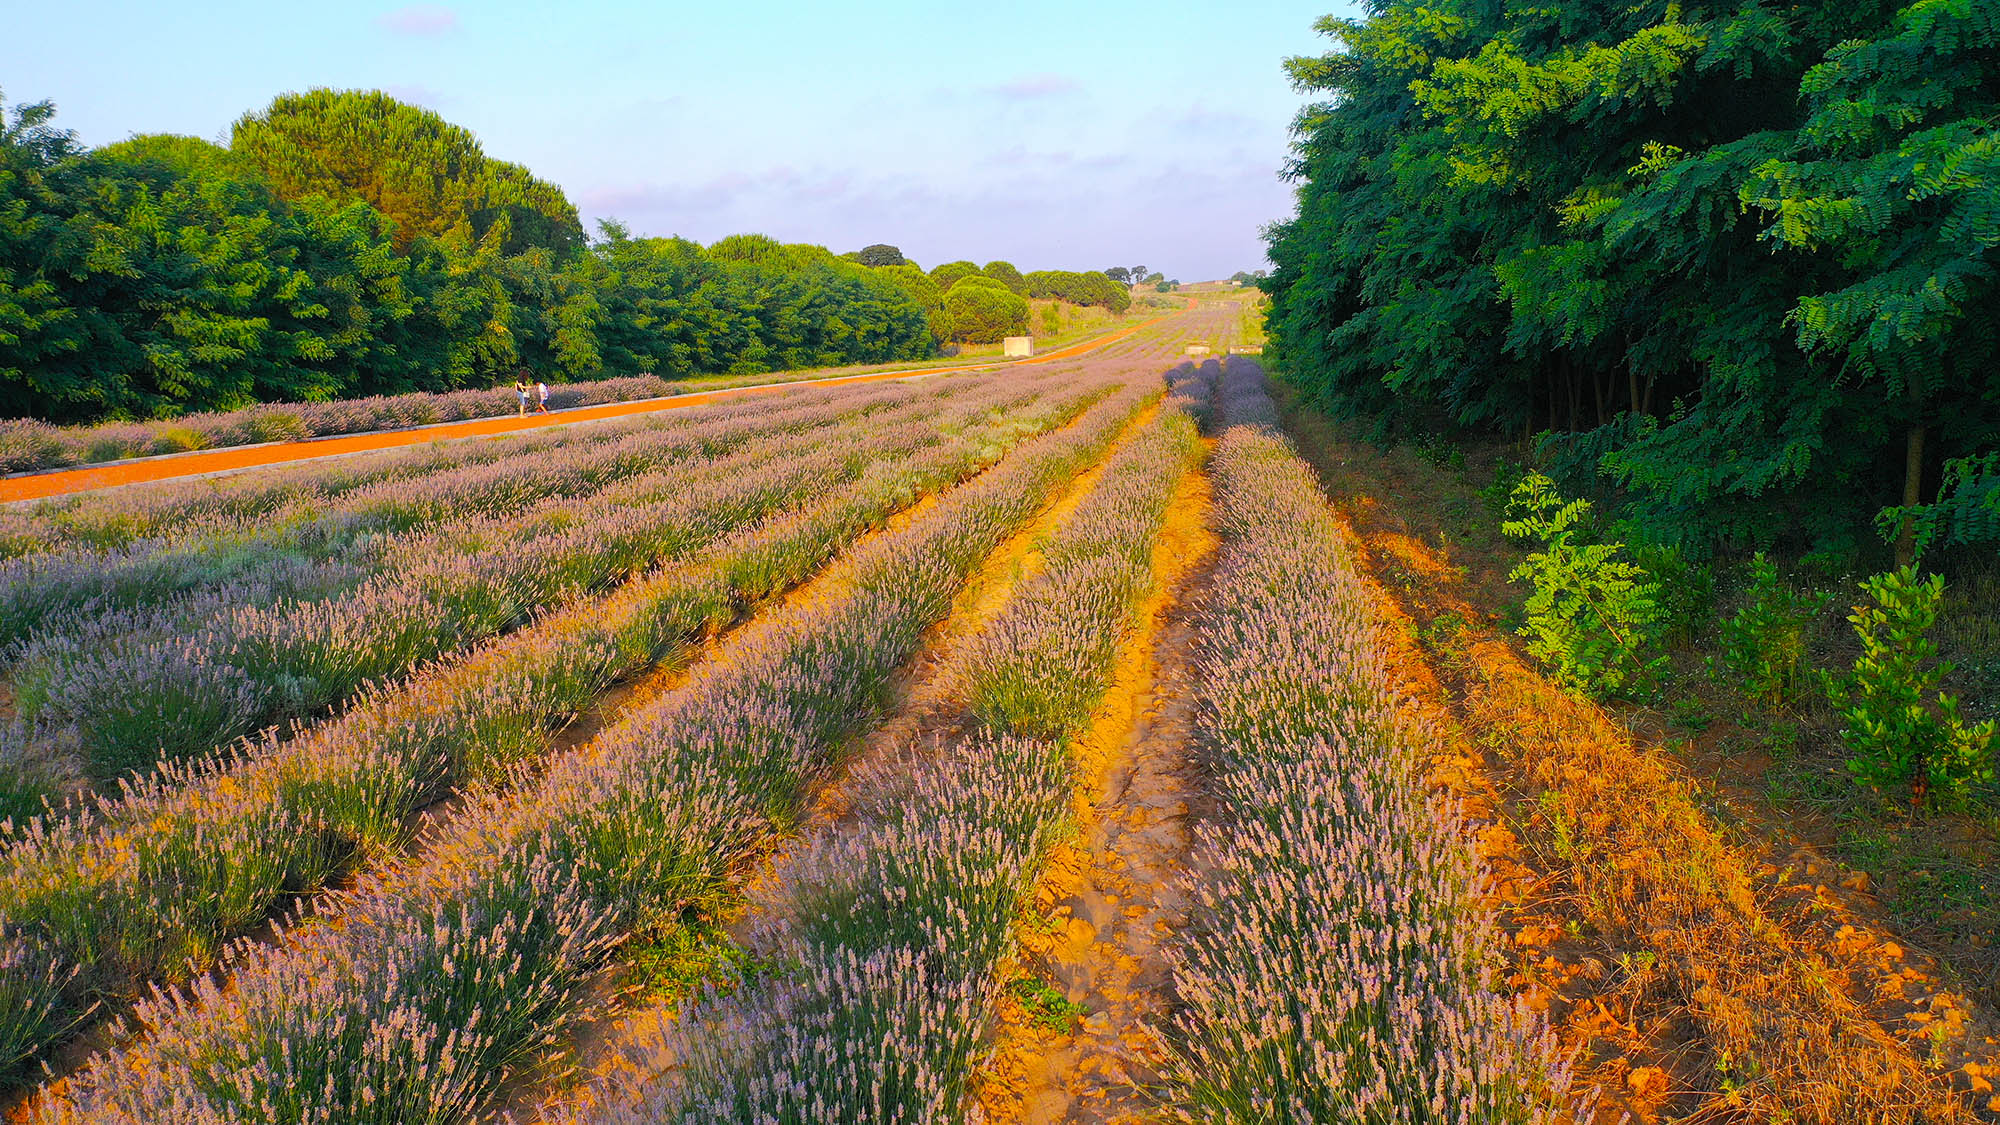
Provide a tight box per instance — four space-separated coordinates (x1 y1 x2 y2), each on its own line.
1185 345 1211 356
1002 336 1034 357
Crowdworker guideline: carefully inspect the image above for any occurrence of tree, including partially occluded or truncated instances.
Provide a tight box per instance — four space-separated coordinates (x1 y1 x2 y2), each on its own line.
1023 269 1130 313
0 87 944 425
980 260 1027 295
1105 266 1131 284
1262 2 2000 562
944 276 1028 343
929 260 980 290
1130 265 1147 284
855 243 906 266
231 89 583 257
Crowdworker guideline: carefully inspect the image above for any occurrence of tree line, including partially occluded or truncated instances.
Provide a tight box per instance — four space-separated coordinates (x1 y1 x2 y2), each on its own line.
0 88 1131 425
1263 1 1999 566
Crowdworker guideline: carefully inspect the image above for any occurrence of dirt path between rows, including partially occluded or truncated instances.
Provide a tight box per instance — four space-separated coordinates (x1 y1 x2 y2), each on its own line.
0 320 1163 505
975 446 1218 1125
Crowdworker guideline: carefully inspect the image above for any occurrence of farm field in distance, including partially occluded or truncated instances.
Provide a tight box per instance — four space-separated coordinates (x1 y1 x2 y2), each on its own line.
0 290 1990 1124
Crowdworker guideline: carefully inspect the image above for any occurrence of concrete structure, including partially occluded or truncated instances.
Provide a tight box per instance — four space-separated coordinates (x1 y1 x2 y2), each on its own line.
1184 344 1211 356
1002 336 1034 357
1228 345 1264 355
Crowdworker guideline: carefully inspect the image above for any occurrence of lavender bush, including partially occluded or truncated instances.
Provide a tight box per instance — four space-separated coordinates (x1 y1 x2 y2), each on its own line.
1155 358 1577 1124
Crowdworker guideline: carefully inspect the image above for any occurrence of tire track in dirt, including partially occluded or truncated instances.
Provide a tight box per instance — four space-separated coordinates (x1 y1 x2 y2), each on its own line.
973 446 1219 1125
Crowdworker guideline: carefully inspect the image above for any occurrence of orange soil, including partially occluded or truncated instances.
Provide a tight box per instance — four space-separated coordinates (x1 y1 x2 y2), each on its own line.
1281 400 1996 1123
974 448 1218 1125
0 319 1162 505
514 393 1169 1125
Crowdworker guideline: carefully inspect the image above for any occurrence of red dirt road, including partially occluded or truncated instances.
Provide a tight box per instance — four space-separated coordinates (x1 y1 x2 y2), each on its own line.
1 319 1161 504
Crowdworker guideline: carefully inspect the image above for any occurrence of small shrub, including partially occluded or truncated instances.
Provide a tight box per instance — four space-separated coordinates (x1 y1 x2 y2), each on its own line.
147 426 210 455
1621 531 1714 645
1008 974 1086 1033
0 421 76 473
1826 565 1996 811
1502 472 1665 698
239 410 310 445
84 436 135 463
1718 553 1830 705
1481 460 1529 522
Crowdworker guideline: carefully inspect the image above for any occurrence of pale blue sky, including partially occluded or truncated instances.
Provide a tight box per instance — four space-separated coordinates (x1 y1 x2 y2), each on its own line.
6 1 1351 279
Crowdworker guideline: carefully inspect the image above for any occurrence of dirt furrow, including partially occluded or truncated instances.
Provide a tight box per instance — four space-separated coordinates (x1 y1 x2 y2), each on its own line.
974 450 1218 1125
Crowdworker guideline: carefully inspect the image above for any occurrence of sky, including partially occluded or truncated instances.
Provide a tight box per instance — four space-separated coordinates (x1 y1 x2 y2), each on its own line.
6 1 1353 281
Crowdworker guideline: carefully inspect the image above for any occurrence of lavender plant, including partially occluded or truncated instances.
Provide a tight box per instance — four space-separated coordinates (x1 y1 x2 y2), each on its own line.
1156 358 1576 1124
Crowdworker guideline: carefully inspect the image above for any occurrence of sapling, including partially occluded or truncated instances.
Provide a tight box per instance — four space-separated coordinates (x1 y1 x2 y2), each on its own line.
1827 565 1995 811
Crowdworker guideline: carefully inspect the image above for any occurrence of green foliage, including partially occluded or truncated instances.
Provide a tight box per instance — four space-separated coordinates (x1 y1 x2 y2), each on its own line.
1022 269 1131 313
1876 452 2000 563
1008 974 1087 1033
1826 566 1996 811
1718 553 1831 706
980 259 1028 295
943 276 1029 343
1502 472 1665 698
854 243 906 266
1263 2 2000 557
0 90 943 423
232 88 582 257
928 260 981 289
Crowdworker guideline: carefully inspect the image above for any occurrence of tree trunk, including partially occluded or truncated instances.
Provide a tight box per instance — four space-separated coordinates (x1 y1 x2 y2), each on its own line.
1895 421 1926 568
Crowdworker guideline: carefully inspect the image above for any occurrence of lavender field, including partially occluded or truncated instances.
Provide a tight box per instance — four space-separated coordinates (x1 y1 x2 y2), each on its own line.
0 297 1580 1124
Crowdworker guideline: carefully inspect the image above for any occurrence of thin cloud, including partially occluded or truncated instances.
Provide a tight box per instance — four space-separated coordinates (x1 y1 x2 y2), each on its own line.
987 74 1082 100
377 5 459 35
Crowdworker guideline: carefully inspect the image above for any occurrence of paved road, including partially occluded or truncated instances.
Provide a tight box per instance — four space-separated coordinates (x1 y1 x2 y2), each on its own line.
0 320 1159 504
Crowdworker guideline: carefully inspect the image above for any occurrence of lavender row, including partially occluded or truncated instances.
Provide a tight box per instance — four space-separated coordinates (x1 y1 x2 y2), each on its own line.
1156 359 1574 1123
36 371 1161 1123
0 374 686 476
0 379 942 651
0 394 772 559
1 383 990 793
585 384 1207 1123
0 373 1114 1094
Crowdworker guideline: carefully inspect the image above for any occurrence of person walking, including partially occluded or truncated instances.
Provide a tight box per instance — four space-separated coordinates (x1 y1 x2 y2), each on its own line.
513 370 531 416
535 379 552 414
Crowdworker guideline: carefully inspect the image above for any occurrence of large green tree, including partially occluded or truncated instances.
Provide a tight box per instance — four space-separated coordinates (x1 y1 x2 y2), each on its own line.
944 275 1029 343
231 89 583 257
1265 1 2000 562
